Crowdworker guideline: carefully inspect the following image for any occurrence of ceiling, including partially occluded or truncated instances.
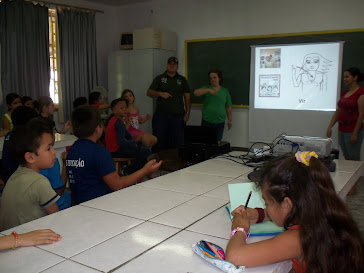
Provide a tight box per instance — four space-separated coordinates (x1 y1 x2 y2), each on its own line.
84 0 151 6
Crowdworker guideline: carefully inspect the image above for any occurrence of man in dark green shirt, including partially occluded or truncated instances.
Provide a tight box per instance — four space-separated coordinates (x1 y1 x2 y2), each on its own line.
147 57 191 152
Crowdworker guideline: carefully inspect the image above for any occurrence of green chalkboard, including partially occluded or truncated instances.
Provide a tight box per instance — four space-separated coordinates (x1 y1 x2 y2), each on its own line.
186 29 364 106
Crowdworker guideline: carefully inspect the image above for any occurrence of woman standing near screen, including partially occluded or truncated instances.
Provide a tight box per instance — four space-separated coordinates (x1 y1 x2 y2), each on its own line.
194 69 232 141
326 67 364 161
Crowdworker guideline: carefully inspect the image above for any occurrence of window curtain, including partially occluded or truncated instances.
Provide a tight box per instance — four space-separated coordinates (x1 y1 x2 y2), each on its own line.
57 8 98 120
0 0 50 107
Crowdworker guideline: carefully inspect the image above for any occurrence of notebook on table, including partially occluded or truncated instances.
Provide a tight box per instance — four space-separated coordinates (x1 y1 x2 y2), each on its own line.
227 182 284 236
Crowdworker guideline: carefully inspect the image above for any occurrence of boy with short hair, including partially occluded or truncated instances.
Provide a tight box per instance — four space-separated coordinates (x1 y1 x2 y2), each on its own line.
0 119 60 231
73 96 88 109
66 105 161 205
1 110 70 211
38 117 71 210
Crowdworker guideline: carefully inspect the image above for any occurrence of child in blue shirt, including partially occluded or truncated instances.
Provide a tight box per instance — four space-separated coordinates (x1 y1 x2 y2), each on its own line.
66 105 161 205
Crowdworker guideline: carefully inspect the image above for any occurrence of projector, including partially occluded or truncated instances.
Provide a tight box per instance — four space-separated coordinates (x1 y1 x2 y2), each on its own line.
273 135 334 158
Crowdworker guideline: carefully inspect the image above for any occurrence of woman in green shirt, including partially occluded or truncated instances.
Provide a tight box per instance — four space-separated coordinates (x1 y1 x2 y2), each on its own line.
194 69 232 141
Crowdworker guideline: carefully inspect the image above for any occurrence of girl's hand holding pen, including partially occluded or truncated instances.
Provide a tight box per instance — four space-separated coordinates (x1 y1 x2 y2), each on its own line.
232 206 260 223
231 209 250 232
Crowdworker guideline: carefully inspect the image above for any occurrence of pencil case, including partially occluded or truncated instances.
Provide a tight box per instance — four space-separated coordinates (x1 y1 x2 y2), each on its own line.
192 240 245 273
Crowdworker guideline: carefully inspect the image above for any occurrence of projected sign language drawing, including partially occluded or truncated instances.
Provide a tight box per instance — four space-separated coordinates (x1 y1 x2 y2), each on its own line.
259 75 280 97
292 53 331 92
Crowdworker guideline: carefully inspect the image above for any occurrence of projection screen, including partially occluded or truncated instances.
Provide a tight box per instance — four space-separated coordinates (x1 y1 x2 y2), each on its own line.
248 42 343 142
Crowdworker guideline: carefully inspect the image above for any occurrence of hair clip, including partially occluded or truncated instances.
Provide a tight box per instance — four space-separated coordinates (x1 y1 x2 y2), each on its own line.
295 151 318 166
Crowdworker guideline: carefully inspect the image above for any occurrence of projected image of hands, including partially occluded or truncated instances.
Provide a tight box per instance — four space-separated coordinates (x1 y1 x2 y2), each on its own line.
260 48 281 68
292 53 331 92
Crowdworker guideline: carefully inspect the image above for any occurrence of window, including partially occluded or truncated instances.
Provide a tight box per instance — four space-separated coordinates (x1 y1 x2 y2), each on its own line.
48 9 59 104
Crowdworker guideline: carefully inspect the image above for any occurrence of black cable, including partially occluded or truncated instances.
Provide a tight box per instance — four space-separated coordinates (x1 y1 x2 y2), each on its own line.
216 132 303 169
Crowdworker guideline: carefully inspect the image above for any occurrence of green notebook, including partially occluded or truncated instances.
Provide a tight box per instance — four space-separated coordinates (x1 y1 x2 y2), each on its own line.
227 183 284 236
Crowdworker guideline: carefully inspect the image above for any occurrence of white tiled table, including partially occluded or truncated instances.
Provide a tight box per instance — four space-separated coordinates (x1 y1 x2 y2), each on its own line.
1 154 362 273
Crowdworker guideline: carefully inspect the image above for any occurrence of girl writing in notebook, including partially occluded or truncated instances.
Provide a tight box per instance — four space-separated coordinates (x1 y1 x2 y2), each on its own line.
225 151 363 273
122 89 157 148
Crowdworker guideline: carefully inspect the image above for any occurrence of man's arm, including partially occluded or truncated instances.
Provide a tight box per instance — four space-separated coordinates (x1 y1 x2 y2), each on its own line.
147 89 172 99
147 89 160 98
184 93 191 123
182 77 191 123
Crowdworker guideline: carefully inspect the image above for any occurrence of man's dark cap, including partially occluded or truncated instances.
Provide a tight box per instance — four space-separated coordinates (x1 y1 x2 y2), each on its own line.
167 56 178 64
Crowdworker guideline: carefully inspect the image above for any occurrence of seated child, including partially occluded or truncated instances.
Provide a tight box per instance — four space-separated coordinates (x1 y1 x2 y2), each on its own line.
0 229 61 250
1 110 71 210
38 117 71 210
39 152 71 210
0 128 8 137
0 119 60 231
105 98 152 175
225 152 364 273
22 96 34 108
1 106 39 183
122 89 157 148
36 96 71 134
89 91 110 110
89 92 110 145
73 97 88 109
2 93 22 131
66 105 161 205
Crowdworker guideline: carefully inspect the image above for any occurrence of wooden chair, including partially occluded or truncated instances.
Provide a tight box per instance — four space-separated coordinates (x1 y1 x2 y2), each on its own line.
148 149 188 175
112 157 135 176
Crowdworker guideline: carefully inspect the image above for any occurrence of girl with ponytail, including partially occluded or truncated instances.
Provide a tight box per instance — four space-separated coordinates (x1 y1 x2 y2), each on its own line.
226 152 363 273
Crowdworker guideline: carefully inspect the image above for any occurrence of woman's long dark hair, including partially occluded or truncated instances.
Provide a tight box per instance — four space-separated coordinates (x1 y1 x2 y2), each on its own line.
345 67 364 82
256 153 363 273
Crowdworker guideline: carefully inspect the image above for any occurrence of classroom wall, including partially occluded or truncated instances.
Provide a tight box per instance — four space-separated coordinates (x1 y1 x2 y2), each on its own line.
95 0 364 158
52 0 364 158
